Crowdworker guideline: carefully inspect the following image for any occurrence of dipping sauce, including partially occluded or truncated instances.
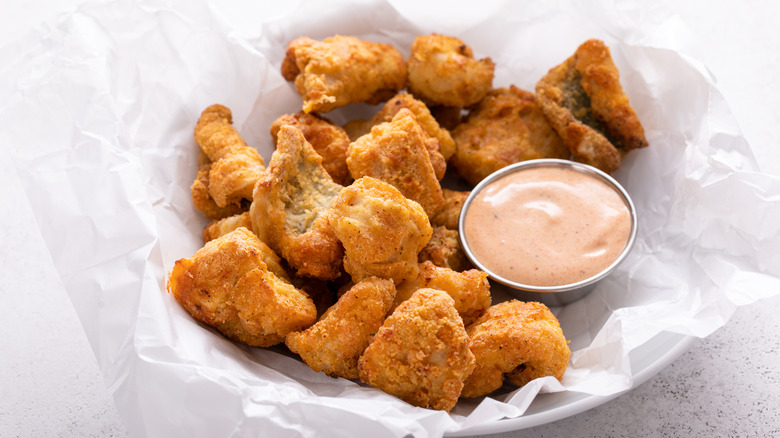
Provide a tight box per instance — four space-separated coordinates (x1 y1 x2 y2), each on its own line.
462 166 632 287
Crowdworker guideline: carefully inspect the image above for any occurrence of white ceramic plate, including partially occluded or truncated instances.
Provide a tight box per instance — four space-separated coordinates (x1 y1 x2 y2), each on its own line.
450 332 696 435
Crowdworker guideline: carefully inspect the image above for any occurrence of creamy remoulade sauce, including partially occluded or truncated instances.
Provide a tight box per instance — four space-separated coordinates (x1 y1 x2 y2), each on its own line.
463 166 631 287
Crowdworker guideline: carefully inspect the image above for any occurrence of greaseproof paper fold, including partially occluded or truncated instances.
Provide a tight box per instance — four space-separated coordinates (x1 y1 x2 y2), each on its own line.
4 0 780 436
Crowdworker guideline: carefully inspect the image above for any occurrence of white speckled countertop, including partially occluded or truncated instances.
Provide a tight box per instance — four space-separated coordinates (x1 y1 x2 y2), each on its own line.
2 1 778 437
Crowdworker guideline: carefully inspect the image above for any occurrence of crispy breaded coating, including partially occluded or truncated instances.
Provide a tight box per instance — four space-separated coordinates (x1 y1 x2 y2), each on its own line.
407 34 495 107
167 228 316 347
328 177 432 285
270 112 352 185
202 213 293 283
358 288 475 411
202 211 253 243
281 35 406 113
417 226 472 272
461 300 570 398
193 104 265 208
346 109 444 217
395 261 490 326
191 161 249 220
430 188 469 230
285 277 396 379
450 86 569 186
535 39 648 173
342 92 455 162
250 125 344 280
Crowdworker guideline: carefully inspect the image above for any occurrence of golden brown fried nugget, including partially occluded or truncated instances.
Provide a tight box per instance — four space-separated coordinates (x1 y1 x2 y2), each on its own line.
407 34 495 107
395 261 490 326
417 226 472 272
191 161 249 220
281 35 406 113
328 177 432 285
270 112 352 185
535 39 648 173
450 86 569 186
343 92 455 162
285 277 396 379
167 228 316 347
194 104 265 208
461 300 570 398
346 109 444 217
358 288 475 411
202 211 253 243
250 125 344 280
430 188 469 230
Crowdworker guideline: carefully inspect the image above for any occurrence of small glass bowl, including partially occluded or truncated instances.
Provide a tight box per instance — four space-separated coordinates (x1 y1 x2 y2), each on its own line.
458 159 637 307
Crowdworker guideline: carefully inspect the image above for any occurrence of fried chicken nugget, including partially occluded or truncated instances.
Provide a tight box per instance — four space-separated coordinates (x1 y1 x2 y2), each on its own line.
194 104 265 208
342 92 455 161
358 288 476 411
346 109 444 217
202 211 253 243
450 86 569 186
191 160 248 220
328 177 432 285
200 219 292 283
250 125 344 281
270 112 352 185
535 39 648 173
461 300 570 398
167 227 316 347
407 34 495 107
417 226 472 272
395 261 490 326
430 188 469 230
281 35 406 113
285 277 396 379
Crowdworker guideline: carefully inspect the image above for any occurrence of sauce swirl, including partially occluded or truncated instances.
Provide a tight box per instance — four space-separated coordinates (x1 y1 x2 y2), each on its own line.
462 166 631 287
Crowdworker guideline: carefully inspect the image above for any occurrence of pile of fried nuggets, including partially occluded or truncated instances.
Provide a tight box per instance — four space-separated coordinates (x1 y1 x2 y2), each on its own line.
168 34 647 412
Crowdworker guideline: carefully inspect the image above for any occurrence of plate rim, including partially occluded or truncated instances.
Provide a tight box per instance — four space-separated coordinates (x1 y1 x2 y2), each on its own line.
447 331 696 436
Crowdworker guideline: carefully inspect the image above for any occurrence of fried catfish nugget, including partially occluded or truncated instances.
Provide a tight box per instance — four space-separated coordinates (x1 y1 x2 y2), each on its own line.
202 211 253 243
194 104 265 208
407 34 495 107
535 39 648 173
281 35 406 113
450 86 569 186
395 261 490 326
167 228 316 347
418 226 472 272
270 112 352 185
430 188 469 230
328 177 432 285
343 92 455 161
461 300 570 398
346 109 444 217
358 288 475 411
191 160 248 220
285 277 396 379
250 125 344 280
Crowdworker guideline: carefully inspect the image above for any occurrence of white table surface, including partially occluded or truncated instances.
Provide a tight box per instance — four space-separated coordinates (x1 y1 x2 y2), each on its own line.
2 1 779 437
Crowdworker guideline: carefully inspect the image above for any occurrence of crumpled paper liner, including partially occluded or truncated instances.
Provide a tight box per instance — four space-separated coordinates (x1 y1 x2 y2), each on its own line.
4 0 779 436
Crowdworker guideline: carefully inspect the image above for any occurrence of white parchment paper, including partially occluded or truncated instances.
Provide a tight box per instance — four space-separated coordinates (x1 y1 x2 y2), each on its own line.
4 0 780 436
